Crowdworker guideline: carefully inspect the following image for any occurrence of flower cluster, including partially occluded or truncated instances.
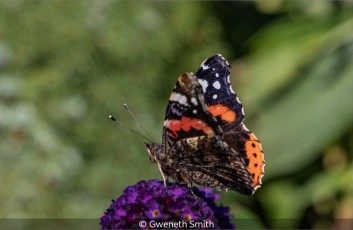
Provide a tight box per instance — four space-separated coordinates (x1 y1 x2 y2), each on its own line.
100 180 234 229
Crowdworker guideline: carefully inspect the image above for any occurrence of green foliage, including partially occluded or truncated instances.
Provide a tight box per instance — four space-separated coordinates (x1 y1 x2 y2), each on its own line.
242 15 353 176
0 0 352 229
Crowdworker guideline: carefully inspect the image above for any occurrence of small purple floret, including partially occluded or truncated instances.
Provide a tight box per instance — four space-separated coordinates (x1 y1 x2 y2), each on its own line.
100 180 234 229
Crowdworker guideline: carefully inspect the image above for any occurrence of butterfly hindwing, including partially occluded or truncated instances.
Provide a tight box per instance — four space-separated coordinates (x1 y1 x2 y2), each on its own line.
223 123 265 190
172 136 254 195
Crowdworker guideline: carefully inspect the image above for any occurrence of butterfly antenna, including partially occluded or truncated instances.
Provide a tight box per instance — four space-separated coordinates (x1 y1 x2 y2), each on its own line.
108 115 153 143
123 103 154 143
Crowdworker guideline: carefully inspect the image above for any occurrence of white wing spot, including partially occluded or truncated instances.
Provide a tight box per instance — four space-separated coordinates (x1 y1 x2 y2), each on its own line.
191 97 198 106
215 73 219 77
170 92 188 105
213 94 217 99
192 109 197 114
227 75 231 83
169 92 178 100
241 107 245 115
179 95 187 104
213 81 221 89
198 79 209 92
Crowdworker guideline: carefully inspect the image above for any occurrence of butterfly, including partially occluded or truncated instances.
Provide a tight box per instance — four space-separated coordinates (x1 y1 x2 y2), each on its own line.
145 54 265 195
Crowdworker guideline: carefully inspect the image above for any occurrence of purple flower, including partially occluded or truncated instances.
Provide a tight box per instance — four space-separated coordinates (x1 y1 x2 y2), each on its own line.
100 180 234 229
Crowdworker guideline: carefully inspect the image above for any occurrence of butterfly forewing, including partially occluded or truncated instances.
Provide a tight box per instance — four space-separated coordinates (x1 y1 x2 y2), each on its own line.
163 73 222 146
195 54 244 127
194 54 265 192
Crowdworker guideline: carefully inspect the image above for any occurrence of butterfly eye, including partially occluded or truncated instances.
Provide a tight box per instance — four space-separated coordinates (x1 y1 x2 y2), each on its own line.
149 156 156 163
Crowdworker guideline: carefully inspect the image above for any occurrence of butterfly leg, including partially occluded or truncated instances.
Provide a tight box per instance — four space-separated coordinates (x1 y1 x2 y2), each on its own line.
179 171 200 199
187 184 200 199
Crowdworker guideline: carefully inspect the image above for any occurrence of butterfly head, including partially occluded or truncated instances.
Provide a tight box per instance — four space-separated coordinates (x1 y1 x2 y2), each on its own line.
145 143 165 163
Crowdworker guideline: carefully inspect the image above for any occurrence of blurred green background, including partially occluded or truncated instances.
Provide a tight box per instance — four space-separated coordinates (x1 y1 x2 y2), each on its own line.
0 0 352 229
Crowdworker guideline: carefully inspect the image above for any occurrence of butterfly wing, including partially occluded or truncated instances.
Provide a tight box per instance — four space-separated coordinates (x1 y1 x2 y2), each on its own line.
222 123 265 190
195 54 244 126
195 54 265 192
172 136 254 195
163 72 222 146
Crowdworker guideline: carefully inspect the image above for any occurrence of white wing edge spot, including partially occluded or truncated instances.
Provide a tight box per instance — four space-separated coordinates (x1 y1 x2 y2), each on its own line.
241 123 249 131
217 54 230 66
201 62 210 70
236 96 241 104
230 86 235 94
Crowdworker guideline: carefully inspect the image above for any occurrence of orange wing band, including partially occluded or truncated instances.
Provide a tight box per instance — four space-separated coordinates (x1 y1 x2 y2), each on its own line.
166 117 215 139
208 104 236 123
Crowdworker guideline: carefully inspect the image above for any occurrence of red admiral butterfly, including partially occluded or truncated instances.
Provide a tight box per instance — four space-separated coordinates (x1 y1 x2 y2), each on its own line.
145 54 265 195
